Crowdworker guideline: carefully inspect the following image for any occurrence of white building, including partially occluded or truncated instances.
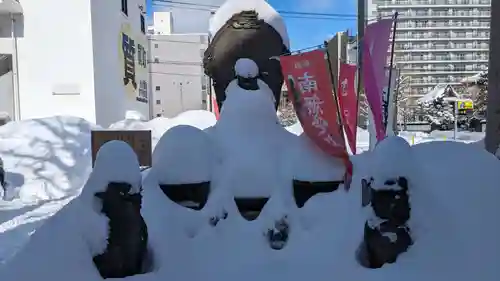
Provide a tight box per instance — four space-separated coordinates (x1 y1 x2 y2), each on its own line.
368 0 491 103
148 12 210 117
0 0 151 127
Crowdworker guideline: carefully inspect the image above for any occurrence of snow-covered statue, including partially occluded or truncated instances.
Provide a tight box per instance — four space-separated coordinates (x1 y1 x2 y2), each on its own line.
204 0 289 110
144 57 346 256
358 137 413 268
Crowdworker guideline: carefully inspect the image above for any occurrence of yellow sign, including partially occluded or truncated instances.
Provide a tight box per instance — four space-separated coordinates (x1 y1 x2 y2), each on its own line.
457 100 473 110
91 130 152 167
118 23 148 103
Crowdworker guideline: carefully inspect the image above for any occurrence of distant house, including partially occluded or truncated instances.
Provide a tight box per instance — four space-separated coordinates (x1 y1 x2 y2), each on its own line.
417 84 459 104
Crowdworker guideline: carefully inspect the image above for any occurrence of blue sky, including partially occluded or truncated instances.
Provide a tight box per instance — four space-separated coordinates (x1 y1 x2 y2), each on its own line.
147 0 357 51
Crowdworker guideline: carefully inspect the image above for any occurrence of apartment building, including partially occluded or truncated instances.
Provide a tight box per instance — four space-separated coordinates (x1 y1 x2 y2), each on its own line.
0 0 151 126
368 0 491 105
148 12 210 118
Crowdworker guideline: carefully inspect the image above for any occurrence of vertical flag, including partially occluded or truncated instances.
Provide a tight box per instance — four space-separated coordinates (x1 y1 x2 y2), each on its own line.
362 18 394 141
280 50 353 186
212 94 220 120
338 63 358 154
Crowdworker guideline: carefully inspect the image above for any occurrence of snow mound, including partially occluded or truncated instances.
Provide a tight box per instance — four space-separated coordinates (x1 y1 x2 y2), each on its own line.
2 106 500 280
125 110 147 121
110 110 216 147
85 140 142 196
370 136 414 190
151 125 214 184
0 116 95 201
209 0 290 48
0 140 149 280
0 116 95 263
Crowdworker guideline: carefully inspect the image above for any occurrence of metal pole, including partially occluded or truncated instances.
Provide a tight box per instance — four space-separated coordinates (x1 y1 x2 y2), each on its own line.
393 68 402 133
180 82 184 111
485 0 500 154
11 14 20 121
355 0 366 122
207 11 215 113
384 12 398 130
454 100 458 140
324 41 345 140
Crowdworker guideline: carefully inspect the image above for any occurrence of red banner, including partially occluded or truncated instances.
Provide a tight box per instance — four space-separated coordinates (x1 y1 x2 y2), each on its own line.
338 63 358 154
212 94 220 120
280 50 352 187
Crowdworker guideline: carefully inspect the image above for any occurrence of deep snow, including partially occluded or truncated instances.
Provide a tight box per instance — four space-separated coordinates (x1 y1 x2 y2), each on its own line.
0 61 499 279
1 130 499 280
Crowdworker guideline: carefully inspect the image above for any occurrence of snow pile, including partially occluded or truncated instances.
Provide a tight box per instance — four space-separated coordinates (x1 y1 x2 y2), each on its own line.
209 0 289 48
110 110 216 147
0 141 143 280
0 116 95 201
5 136 498 280
1 60 500 280
151 125 215 185
0 116 96 263
369 136 415 189
0 111 216 264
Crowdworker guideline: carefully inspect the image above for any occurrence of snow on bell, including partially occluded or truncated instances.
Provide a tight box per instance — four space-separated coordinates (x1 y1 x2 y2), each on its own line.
203 0 289 111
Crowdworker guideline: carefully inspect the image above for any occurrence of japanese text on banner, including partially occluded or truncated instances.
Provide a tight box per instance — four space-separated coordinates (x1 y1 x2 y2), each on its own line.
279 50 351 165
338 63 358 154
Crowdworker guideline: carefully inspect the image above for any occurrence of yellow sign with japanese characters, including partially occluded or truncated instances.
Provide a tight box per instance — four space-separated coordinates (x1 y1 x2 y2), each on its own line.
118 23 148 103
457 100 473 110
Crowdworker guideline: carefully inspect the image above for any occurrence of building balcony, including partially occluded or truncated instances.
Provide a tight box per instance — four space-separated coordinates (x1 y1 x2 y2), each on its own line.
397 59 488 63
409 81 463 86
395 36 489 41
401 70 485 75
379 11 490 18
382 13 490 19
397 25 489 30
395 48 488 53
379 3 490 9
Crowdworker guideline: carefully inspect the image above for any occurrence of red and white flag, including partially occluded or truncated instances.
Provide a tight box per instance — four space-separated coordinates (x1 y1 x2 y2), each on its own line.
338 63 358 154
280 49 353 188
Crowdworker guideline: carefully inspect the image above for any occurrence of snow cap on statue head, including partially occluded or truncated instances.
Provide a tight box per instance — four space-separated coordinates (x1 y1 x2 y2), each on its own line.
209 0 290 48
219 58 277 121
232 58 276 104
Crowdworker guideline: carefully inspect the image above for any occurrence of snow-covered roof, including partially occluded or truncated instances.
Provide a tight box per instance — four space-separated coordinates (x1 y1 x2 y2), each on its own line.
417 84 458 103
209 0 290 48
461 71 487 84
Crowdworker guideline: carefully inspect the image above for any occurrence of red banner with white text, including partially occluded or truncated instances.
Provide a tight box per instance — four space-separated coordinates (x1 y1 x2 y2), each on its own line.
280 50 352 187
338 63 358 154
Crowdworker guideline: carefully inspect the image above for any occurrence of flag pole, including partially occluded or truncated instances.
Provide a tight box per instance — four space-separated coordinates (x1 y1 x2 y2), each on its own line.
325 40 353 189
324 40 346 144
384 12 399 131
356 0 366 129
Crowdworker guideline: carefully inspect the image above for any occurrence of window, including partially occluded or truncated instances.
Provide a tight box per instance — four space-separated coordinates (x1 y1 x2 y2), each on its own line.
154 44 158 48
121 0 128 16
156 99 161 105
156 113 162 117
140 14 145 34
155 86 160 91
154 57 159 63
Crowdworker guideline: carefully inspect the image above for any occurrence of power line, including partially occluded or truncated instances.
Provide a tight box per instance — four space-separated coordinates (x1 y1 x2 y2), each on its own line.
153 0 358 19
152 4 357 21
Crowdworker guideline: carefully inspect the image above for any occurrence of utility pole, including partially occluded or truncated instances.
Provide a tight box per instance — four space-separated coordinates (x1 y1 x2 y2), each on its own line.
356 0 365 97
485 0 500 154
356 0 366 130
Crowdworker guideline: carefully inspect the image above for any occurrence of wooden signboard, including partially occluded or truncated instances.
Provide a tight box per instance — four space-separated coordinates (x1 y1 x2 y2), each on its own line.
91 130 152 167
